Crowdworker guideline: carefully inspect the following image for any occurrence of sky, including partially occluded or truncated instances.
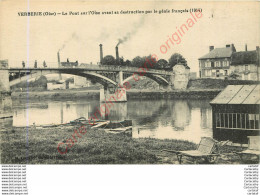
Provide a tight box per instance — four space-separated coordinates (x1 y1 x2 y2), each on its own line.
0 1 259 73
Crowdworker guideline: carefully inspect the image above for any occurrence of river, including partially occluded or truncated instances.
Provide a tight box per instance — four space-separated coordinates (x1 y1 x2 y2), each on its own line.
2 98 213 144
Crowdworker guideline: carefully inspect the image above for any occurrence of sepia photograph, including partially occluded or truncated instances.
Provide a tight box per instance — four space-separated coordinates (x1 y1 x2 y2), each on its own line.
0 1 259 166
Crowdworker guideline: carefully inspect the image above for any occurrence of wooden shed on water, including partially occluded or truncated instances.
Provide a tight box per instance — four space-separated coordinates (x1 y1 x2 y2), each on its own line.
210 85 260 144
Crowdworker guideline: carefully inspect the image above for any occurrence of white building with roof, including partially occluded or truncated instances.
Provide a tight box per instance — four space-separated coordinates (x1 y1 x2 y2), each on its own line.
198 44 236 79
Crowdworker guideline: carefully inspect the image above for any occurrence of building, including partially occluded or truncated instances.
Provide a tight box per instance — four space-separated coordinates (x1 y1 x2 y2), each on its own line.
230 46 260 81
74 76 90 87
199 44 236 79
47 80 66 90
210 85 260 144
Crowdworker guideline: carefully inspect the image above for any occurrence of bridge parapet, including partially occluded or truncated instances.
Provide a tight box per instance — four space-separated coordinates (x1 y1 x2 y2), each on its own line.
6 63 172 76
79 63 172 75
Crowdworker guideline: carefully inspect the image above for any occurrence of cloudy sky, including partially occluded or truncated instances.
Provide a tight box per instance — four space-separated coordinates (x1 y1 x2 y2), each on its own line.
0 1 259 72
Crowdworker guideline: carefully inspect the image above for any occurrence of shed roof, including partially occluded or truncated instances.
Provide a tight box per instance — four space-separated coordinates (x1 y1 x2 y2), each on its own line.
210 85 260 105
199 47 233 60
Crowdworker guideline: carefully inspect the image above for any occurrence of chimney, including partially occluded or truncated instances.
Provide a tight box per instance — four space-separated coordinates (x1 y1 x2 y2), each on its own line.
226 44 230 48
245 44 248 51
57 52 61 67
257 46 260 81
209 46 214 51
115 46 119 63
231 44 236 52
99 44 103 64
256 46 259 63
57 51 62 80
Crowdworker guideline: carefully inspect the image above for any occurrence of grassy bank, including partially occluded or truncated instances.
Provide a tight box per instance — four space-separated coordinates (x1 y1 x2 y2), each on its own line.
127 89 221 100
187 78 260 89
11 88 100 100
0 125 254 164
11 88 221 101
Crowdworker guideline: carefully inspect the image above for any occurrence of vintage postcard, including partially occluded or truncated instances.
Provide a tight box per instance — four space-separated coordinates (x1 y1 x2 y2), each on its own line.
0 1 259 167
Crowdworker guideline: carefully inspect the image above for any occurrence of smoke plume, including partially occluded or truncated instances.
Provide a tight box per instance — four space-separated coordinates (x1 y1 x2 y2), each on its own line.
58 33 79 52
116 16 145 47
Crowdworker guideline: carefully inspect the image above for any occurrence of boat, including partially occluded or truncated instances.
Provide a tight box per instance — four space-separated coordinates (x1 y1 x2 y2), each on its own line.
94 119 132 134
104 126 132 134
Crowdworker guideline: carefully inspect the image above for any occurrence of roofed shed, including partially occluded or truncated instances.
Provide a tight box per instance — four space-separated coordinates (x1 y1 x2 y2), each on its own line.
210 85 260 143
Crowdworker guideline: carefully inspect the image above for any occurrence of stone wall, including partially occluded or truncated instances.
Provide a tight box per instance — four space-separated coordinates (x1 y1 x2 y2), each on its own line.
0 93 12 118
0 60 10 92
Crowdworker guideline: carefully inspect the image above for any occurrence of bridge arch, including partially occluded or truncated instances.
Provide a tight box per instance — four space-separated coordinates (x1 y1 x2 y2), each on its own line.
9 69 117 87
122 73 169 86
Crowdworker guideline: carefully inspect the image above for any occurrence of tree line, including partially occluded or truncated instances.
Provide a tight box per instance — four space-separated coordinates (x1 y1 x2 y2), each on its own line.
101 53 190 70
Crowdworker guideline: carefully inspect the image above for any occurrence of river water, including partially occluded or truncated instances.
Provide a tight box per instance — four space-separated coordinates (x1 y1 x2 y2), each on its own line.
3 98 213 144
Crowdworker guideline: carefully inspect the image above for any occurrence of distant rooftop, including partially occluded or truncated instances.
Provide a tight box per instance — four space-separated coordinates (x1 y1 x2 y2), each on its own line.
199 44 236 60
199 47 234 60
210 85 260 105
231 50 258 65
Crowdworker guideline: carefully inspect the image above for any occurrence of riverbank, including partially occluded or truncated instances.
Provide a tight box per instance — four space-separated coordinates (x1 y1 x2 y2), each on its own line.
11 88 100 100
1 125 256 164
11 78 260 101
127 89 221 100
11 88 221 100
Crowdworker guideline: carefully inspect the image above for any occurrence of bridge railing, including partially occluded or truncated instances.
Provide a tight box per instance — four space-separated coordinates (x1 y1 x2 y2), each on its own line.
7 61 172 75
8 61 59 69
79 63 172 75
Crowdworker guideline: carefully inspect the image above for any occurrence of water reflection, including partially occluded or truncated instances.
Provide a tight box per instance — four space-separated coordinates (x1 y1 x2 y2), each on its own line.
12 100 99 126
10 99 213 144
130 100 212 143
99 103 127 121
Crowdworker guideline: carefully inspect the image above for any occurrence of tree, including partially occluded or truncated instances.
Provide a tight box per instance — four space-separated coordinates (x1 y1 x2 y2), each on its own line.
131 55 157 70
123 59 132 66
156 59 168 70
31 75 47 88
117 57 124 66
102 55 116 65
168 53 187 69
132 56 145 67
145 55 157 69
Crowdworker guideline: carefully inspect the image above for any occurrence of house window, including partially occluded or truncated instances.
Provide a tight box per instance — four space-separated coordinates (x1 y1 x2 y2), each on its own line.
216 70 220 77
223 61 229 67
216 113 260 130
205 69 212 76
215 61 221 67
245 65 248 71
205 61 211 67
